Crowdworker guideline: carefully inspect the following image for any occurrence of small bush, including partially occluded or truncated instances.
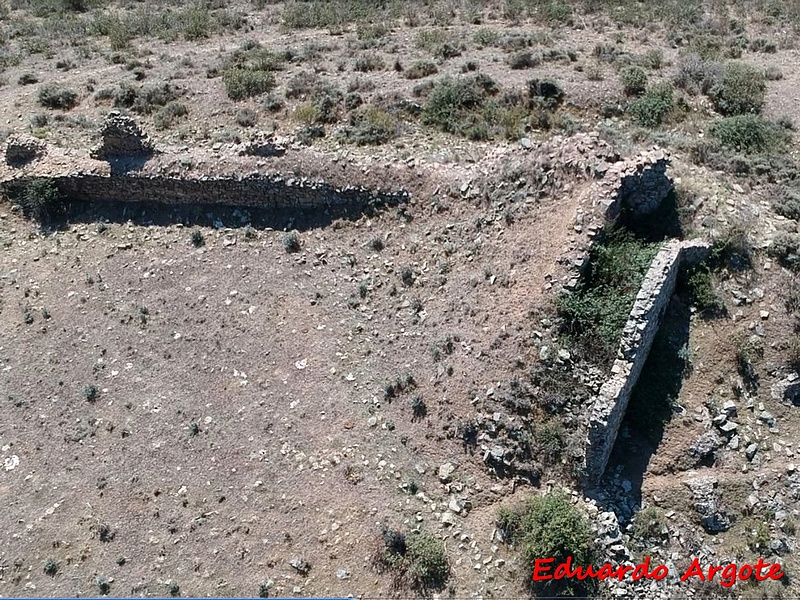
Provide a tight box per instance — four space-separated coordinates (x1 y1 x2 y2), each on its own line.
18 73 38 85
38 84 78 109
283 231 301 253
97 576 111 596
501 493 595 597
764 65 783 81
774 187 800 221
410 394 426 420
84 384 99 402
768 233 800 272
223 68 275 101
43 558 59 576
18 178 61 222
627 82 674 127
674 53 721 95
353 54 384 72
190 230 205 247
686 266 724 316
405 532 448 590
708 62 766 116
620 66 648 96
787 335 800 370
341 106 397 146
235 107 258 127
641 49 663 70
508 51 541 70
710 115 790 154
737 335 764 384
421 77 486 137
632 506 667 540
404 60 438 80
527 78 565 109
473 28 499 47
153 101 188 130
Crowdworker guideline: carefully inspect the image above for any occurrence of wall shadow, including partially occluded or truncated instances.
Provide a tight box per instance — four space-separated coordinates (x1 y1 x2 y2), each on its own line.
10 193 408 234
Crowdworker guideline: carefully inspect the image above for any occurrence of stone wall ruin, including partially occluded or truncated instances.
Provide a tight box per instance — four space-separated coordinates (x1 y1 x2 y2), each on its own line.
583 239 710 484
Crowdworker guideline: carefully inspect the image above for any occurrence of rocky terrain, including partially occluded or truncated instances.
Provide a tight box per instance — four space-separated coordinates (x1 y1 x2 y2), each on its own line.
1 1 800 599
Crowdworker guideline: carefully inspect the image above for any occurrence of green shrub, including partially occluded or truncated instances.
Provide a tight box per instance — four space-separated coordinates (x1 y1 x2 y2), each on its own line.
473 27 499 47
628 82 674 127
43 558 59 576
774 187 800 221
620 66 648 96
84 384 99 402
182 5 212 41
641 48 663 70
223 67 275 100
708 62 766 116
710 115 790 154
18 178 61 222
508 50 541 70
404 60 438 80
768 233 800 271
673 52 721 95
527 78 564 109
737 335 764 384
501 493 594 597
353 54 384 72
632 506 667 540
341 106 397 146
421 77 487 136
686 266 724 316
112 82 181 115
283 231 301 253
374 528 448 591
537 420 564 463
787 335 800 370
153 101 188 130
190 230 205 247
404 532 448 590
37 84 78 109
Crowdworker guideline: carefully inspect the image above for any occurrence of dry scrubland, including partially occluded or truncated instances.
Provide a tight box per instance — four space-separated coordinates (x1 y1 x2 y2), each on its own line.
1 0 800 598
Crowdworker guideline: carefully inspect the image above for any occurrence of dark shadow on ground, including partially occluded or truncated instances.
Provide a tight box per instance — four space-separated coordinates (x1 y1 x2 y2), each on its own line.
30 195 409 233
620 189 685 242
588 293 692 523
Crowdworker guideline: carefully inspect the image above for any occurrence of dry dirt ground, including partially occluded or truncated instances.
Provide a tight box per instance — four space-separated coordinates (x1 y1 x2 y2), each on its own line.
1 1 800 599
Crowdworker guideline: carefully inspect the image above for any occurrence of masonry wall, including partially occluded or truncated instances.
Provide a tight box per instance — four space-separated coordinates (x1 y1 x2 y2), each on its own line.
2 173 407 211
584 239 710 484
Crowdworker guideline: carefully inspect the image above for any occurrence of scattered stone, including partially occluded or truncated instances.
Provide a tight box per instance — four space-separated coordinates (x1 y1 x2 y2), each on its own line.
335 569 350 580
438 462 455 483
685 476 733 533
690 432 722 461
289 557 310 575
745 443 758 461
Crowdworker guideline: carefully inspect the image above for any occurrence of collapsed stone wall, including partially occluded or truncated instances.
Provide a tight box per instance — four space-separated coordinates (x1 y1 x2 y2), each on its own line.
1 172 408 211
592 148 672 220
583 239 711 484
564 148 673 290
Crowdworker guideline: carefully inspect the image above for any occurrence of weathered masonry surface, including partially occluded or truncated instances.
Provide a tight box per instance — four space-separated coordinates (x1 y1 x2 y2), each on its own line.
1 173 408 211
583 239 711 484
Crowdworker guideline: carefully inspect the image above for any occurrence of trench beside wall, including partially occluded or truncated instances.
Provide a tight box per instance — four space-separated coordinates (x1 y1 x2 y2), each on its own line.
583 239 711 484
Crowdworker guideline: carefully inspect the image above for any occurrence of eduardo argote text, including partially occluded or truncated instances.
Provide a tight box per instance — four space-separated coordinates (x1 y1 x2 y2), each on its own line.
532 556 785 588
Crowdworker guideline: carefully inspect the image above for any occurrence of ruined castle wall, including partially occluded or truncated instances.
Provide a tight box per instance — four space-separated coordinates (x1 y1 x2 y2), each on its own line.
3 173 406 210
584 239 711 484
